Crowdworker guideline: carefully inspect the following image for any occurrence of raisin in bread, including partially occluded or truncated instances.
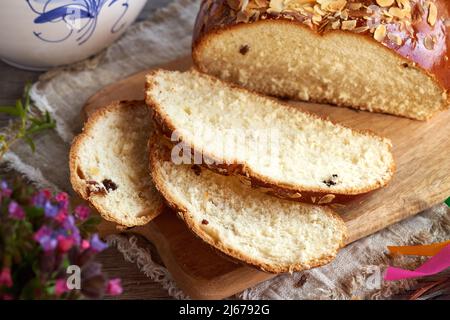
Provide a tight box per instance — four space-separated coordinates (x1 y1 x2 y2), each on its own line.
70 101 163 227
149 141 347 273
192 0 449 120
145 69 395 205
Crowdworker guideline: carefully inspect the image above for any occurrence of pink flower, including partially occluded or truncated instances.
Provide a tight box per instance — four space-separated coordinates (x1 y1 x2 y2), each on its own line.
74 205 90 221
55 192 68 202
106 278 123 296
42 189 52 199
8 201 25 220
81 239 90 250
55 279 69 296
33 225 51 241
34 226 57 252
57 235 74 253
0 181 12 197
0 268 13 288
55 192 69 211
55 210 68 223
31 189 51 207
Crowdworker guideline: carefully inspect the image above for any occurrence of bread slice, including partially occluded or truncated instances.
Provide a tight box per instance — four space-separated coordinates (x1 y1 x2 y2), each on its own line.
70 101 163 227
145 69 395 205
149 141 347 273
192 0 449 120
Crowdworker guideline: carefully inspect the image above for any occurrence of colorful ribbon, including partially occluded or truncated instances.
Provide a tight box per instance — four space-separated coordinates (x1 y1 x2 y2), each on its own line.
388 240 450 256
384 243 450 281
384 199 450 282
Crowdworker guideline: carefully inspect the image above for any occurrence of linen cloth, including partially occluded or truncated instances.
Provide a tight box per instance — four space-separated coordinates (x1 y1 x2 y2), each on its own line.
5 0 449 299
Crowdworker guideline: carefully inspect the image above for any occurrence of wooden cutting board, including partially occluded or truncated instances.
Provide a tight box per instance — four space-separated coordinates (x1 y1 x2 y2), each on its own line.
85 56 450 300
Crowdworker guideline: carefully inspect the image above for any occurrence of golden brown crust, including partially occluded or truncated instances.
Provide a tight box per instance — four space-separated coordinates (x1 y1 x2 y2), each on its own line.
148 138 348 274
144 69 396 205
193 0 449 96
69 100 164 227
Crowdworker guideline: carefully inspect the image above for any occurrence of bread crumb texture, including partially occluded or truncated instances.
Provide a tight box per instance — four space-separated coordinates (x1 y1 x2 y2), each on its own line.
70 101 162 227
151 144 347 272
146 70 395 196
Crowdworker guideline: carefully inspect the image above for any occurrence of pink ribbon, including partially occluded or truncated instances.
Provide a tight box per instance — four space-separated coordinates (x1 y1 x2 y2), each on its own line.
384 244 450 281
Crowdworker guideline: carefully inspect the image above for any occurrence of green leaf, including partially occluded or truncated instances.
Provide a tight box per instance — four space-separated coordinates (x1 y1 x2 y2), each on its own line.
0 105 20 117
23 83 31 112
29 117 44 125
28 112 56 133
15 99 25 119
62 257 70 269
46 285 56 297
0 83 55 162
445 197 450 207
46 111 53 123
79 215 102 236
25 206 44 220
26 123 53 135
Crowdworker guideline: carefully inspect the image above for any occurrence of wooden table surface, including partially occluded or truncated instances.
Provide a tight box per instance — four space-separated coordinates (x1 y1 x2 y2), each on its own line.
0 0 174 300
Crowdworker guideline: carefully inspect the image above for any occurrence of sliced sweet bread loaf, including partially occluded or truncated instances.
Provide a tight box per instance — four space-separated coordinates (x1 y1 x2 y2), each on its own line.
149 141 347 273
145 69 395 205
70 101 163 227
192 0 449 120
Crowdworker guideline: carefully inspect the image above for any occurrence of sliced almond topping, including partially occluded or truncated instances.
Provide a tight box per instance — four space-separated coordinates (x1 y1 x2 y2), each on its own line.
340 9 349 20
304 19 314 28
331 20 341 29
329 0 347 12
314 4 327 16
348 2 362 10
374 25 387 42
396 0 411 10
388 33 403 45
319 0 347 12
427 2 437 27
389 7 407 19
376 0 395 7
304 5 315 14
341 20 357 30
312 14 323 24
423 35 435 50
267 0 284 13
289 192 303 199
354 25 369 33
388 33 403 46
318 194 336 204
232 0 421 46
404 20 415 34
311 196 316 203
